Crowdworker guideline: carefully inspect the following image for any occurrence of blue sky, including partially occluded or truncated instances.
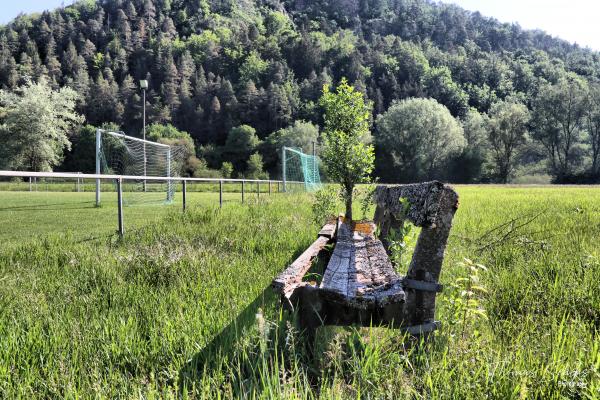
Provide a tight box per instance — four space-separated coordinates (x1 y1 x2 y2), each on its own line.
1 0 599 51
0 0 71 25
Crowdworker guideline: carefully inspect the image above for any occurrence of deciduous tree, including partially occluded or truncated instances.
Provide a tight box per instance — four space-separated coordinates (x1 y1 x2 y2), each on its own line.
531 76 587 181
0 78 83 171
223 125 261 172
586 83 600 175
262 120 319 171
487 99 530 183
376 97 465 182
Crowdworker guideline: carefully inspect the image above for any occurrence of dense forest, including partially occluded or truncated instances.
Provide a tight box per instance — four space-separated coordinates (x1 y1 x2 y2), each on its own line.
2 0 600 182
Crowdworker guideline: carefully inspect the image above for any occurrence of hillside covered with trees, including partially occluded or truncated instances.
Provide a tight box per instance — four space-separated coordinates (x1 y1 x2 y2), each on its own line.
2 0 600 183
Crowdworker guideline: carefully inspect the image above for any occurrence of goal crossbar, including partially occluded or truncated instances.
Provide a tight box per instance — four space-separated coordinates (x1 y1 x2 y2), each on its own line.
100 129 170 148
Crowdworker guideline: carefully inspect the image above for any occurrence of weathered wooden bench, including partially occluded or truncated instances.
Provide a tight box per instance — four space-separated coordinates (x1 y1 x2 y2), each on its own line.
272 181 459 335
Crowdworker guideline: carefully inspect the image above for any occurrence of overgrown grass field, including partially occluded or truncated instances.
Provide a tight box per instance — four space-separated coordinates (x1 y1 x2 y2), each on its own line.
0 186 598 398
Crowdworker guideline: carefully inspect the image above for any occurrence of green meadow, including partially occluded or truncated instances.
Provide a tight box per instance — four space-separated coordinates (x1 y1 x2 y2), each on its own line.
0 186 598 398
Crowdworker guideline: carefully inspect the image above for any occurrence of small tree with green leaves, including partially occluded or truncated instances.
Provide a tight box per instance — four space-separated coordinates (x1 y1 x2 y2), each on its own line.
319 78 375 221
220 161 233 178
224 125 261 173
246 152 268 179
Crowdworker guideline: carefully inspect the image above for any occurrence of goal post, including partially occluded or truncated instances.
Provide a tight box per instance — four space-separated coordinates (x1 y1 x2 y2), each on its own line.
95 129 176 206
96 128 101 206
282 146 287 192
282 146 322 192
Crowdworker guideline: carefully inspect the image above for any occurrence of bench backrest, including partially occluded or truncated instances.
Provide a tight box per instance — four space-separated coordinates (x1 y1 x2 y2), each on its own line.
373 181 459 324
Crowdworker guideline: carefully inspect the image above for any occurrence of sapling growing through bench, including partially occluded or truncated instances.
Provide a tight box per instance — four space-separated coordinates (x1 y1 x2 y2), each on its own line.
274 80 460 341
319 78 375 221
356 182 378 221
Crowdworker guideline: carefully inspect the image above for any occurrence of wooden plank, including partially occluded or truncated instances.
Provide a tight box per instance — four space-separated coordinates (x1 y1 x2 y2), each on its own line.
320 222 353 296
353 225 404 307
321 221 405 308
272 235 330 294
318 222 337 239
272 221 336 296
402 278 443 293
373 181 457 228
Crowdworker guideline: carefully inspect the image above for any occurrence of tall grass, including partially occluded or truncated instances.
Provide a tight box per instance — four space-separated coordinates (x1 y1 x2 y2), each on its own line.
0 187 598 398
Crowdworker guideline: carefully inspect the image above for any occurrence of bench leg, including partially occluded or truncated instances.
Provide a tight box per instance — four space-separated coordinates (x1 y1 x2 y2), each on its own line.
289 286 324 348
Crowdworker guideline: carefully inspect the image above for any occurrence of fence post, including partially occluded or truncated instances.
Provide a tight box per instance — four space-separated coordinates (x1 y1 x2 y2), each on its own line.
219 180 223 208
268 180 271 195
29 177 32 192
257 181 260 198
117 178 124 237
242 180 245 204
182 180 187 212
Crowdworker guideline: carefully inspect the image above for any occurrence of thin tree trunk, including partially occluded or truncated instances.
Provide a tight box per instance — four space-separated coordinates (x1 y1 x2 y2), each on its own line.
345 185 353 221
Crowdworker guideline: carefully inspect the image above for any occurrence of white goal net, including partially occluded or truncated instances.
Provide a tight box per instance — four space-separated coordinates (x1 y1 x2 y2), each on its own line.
96 129 184 205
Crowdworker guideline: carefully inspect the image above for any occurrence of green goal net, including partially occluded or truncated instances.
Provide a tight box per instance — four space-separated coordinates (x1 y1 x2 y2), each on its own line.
282 147 322 192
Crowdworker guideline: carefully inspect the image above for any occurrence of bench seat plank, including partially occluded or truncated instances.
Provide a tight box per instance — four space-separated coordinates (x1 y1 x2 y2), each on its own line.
320 221 405 308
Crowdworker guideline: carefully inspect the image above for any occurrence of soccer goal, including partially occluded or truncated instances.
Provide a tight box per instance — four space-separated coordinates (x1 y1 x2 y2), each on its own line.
95 129 181 206
282 146 322 192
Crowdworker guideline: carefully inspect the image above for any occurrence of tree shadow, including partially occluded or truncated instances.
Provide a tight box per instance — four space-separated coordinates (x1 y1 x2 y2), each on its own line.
0 202 96 211
178 285 278 388
177 241 331 396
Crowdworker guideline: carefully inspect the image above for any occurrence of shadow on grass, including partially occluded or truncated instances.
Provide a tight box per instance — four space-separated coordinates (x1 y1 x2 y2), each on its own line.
178 246 312 395
0 202 97 211
178 286 278 387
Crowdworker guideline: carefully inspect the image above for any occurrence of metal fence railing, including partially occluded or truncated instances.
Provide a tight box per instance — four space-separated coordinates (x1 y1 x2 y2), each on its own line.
0 170 305 237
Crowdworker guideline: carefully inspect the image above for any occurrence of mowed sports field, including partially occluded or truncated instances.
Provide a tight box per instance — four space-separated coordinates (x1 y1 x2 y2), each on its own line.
0 190 249 242
0 179 286 243
0 186 599 398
